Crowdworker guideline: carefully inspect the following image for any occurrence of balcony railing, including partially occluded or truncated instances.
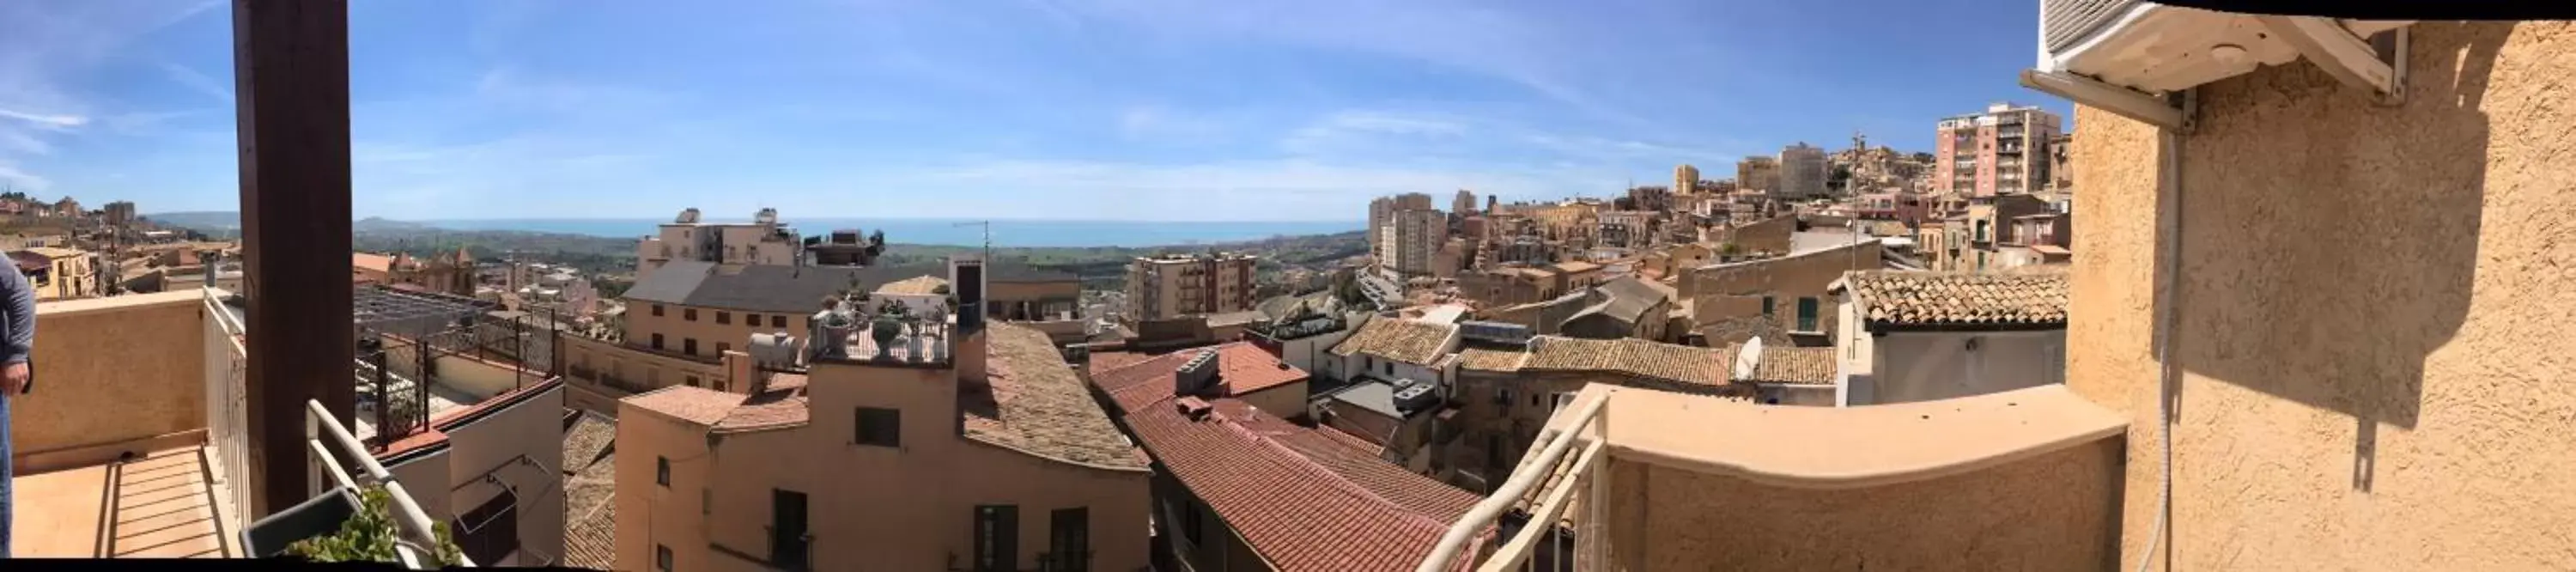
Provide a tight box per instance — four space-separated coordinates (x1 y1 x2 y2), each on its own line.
306 399 475 569
202 288 255 541
1419 390 1609 572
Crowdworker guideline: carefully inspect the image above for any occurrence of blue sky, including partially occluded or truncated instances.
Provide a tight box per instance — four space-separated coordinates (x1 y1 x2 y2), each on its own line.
0 0 2067 222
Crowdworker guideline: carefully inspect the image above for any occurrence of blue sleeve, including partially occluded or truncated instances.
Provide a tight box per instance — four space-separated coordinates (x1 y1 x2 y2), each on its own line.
2 262 32 365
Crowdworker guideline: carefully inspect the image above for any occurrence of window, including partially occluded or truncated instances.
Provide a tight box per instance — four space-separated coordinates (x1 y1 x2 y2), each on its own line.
656 545 673 572
1760 296 1775 317
652 334 665 350
717 342 732 356
856 407 902 447
974 506 1019 572
685 375 700 387
656 456 671 486
771 315 787 328
702 488 712 515
1796 297 1820 332
1383 362 1394 375
684 308 698 321
684 338 699 356
452 490 519 565
1182 502 1204 545
1049 508 1091 572
716 312 731 325
1529 393 1540 407
1495 387 1512 406
773 490 811 570
745 313 761 328
653 304 665 317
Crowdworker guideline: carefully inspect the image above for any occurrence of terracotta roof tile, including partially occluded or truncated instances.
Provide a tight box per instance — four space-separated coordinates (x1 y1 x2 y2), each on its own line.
1090 343 1310 414
1088 350 1156 373
1123 396 1484 571
969 322 1151 470
1750 346 1838 386
563 502 616 570
621 385 744 426
1455 348 1530 372
1841 270 2069 328
1328 319 1456 365
1519 337 1730 386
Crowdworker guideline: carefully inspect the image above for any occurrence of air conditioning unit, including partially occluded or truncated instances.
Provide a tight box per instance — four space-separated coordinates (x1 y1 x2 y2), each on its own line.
2026 2 2413 129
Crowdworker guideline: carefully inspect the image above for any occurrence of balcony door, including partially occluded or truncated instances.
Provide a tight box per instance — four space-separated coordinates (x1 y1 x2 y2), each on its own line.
772 489 811 570
1048 508 1089 572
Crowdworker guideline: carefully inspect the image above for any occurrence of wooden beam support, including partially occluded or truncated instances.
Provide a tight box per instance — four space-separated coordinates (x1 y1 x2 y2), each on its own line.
232 0 355 519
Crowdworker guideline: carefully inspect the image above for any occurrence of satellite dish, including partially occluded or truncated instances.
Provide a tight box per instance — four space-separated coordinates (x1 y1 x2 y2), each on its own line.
1732 337 1764 382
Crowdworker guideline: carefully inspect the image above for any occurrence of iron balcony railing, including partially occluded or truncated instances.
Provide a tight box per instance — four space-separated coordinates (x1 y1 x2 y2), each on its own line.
1419 390 1610 572
307 399 475 569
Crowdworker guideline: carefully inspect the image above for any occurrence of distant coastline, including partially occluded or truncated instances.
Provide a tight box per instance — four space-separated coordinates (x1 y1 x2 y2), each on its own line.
417 218 1363 248
146 212 1363 248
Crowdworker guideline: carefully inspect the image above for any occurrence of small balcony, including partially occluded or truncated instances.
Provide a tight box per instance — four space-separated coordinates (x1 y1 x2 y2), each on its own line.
1419 384 2126 571
8 289 480 567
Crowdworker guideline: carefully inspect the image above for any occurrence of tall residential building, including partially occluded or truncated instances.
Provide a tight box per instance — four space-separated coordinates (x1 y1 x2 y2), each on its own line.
1933 102 2063 197
1736 155 1780 194
1367 196 1395 256
1376 208 1443 276
1452 189 1478 217
103 200 137 227
1777 143 1830 200
1674 163 1700 195
1390 192 1435 211
635 207 805 276
1125 253 1259 321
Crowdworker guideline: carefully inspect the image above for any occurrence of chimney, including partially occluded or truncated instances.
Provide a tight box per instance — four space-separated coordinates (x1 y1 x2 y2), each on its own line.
951 254 990 390
723 350 755 393
1174 349 1219 397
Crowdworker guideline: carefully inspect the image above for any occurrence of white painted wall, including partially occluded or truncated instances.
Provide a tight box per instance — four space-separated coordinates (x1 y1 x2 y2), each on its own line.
1857 330 2065 405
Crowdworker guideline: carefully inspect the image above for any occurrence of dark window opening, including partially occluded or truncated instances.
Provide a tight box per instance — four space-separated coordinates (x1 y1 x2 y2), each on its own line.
652 304 665 317
716 312 732 325
717 342 732 356
1795 297 1820 332
1760 296 1775 317
856 407 902 447
684 308 698 321
1048 508 1090 572
771 315 787 328
684 338 699 356
656 456 671 486
773 490 811 571
452 490 520 566
651 334 665 350
656 545 673 572
975 505 1019 572
746 313 761 328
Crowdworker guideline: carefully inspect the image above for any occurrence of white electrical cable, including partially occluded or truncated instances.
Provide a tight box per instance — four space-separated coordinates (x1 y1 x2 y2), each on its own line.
2134 111 2185 572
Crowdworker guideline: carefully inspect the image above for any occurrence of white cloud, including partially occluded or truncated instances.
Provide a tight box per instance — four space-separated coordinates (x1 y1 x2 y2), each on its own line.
157 62 234 103
0 107 88 129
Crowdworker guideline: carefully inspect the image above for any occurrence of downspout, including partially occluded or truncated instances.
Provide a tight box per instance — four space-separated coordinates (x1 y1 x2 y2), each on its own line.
2136 89 2192 572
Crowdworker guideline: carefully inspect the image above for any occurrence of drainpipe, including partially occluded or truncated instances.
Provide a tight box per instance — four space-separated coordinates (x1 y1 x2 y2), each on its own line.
2136 89 2193 572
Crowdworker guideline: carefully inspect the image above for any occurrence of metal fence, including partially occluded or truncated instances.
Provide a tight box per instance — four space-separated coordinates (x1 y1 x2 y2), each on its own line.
201 287 255 545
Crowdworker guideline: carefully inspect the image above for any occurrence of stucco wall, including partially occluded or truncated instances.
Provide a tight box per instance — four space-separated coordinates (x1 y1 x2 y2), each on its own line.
562 333 730 393
10 292 208 457
1602 437 2123 571
2066 21 2576 570
435 386 568 565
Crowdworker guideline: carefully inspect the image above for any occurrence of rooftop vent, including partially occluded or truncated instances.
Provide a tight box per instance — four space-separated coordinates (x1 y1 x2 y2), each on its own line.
1175 349 1220 397
1176 396 1213 420
1392 380 1441 414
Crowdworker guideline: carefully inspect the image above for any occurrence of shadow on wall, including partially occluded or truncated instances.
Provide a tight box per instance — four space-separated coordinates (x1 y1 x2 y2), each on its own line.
2157 22 2507 493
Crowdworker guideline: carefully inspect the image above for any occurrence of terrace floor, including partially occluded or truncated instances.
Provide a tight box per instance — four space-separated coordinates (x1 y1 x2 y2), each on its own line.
9 445 237 558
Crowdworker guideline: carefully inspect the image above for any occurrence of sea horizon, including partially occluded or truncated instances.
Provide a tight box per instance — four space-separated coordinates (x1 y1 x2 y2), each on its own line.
412 217 1367 248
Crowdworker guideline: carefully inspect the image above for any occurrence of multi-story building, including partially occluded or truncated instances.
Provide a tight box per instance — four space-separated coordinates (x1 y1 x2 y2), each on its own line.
351 248 477 295
11 246 100 300
103 200 137 227
1124 253 1258 321
615 271 1152 572
635 208 804 276
1830 270 2068 405
1933 102 2064 197
802 228 884 267
1375 208 1443 276
1959 193 2056 271
1674 163 1700 195
1735 155 1779 194
1777 143 1831 200
1452 189 1477 218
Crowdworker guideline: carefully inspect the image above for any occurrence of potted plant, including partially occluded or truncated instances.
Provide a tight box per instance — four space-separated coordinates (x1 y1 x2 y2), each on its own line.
246 484 465 565
870 301 904 360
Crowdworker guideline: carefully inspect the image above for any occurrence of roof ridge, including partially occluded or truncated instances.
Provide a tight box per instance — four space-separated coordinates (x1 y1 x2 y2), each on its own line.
1213 412 1460 532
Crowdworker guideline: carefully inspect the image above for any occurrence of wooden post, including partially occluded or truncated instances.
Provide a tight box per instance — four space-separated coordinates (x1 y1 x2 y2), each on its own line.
233 0 354 518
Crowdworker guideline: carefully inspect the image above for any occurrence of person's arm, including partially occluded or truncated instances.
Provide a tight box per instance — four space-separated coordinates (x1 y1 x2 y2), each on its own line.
3 261 33 372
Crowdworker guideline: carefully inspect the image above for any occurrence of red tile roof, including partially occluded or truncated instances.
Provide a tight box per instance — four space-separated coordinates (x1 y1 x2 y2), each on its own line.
1088 350 1156 372
1123 394 1483 572
1088 342 1310 413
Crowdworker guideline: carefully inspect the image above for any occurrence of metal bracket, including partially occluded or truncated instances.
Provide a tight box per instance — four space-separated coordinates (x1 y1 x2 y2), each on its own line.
2257 16 2406 106
2020 70 2191 133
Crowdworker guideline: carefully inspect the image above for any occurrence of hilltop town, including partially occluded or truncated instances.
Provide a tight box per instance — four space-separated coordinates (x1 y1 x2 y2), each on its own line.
9 7 2567 572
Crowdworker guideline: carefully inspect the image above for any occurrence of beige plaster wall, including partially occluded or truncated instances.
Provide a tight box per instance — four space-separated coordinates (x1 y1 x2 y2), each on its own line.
2066 21 2576 570
10 292 207 457
1602 437 2123 571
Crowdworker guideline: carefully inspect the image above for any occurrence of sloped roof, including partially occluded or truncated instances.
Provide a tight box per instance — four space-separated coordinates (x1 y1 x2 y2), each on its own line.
1522 337 1730 386
1839 270 2069 329
1750 346 1838 386
875 275 947 295
1328 318 1456 365
622 385 743 426
1089 343 1312 413
1121 396 1483 571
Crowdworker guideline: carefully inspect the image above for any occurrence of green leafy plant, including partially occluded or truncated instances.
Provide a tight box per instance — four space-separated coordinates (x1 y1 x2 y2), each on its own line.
284 485 467 566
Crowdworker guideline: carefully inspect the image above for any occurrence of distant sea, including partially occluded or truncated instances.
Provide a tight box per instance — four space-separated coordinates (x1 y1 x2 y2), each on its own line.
411 218 1364 248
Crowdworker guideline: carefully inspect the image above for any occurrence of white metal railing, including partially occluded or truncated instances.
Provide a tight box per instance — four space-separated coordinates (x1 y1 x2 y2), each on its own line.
307 399 477 568
1418 390 1613 572
202 287 254 548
